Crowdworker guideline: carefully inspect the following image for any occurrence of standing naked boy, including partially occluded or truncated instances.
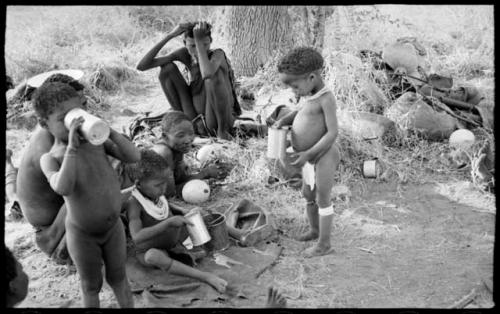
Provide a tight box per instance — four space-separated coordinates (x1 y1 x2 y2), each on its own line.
274 47 341 257
125 149 227 293
35 82 140 307
136 21 241 140
16 74 87 265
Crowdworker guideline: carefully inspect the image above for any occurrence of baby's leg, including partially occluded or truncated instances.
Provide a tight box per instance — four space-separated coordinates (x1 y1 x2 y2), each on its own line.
304 144 340 258
295 182 319 241
101 221 134 308
143 248 227 293
66 223 104 307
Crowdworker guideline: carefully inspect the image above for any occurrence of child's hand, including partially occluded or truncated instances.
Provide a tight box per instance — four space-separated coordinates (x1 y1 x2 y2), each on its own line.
201 164 226 180
273 119 285 129
193 21 210 40
68 116 85 149
166 216 194 228
290 151 310 168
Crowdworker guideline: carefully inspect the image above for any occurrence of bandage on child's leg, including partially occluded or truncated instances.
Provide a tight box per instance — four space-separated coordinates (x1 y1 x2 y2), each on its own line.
318 204 334 216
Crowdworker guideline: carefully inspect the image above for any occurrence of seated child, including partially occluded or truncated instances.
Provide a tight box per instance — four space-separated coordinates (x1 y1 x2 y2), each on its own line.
5 246 29 308
152 110 226 197
125 149 227 293
16 73 86 266
275 47 341 258
36 82 140 307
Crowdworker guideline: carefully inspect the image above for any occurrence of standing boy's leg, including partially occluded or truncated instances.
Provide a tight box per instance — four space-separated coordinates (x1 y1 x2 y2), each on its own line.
102 221 134 308
66 223 104 307
296 182 319 241
304 144 340 257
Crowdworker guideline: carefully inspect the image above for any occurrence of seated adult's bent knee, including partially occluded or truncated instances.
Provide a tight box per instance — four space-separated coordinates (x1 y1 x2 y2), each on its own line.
158 63 179 80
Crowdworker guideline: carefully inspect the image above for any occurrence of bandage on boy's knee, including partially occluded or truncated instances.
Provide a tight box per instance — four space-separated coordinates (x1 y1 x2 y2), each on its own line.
306 200 316 206
318 205 334 216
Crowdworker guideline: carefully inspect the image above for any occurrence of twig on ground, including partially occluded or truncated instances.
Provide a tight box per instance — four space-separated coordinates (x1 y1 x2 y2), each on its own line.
448 288 477 309
356 247 375 254
254 245 284 279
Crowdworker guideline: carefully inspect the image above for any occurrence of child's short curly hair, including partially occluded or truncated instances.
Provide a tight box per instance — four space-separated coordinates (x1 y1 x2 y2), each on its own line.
184 21 212 40
277 47 324 75
32 82 80 128
160 110 191 135
126 149 170 182
45 73 85 92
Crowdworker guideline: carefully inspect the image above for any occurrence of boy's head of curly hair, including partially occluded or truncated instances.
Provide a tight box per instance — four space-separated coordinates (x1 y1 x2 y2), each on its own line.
126 149 170 183
277 47 324 76
45 73 85 92
160 110 191 135
184 21 212 41
32 82 80 128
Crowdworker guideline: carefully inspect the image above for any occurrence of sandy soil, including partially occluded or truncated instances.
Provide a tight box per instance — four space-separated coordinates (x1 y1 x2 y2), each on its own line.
5 84 495 308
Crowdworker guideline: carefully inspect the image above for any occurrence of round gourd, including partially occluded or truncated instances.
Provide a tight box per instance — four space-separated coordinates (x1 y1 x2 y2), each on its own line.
182 179 210 204
449 129 475 148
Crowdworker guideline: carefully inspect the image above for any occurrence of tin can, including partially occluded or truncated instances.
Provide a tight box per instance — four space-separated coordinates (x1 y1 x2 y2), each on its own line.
184 207 211 246
363 160 381 178
267 126 289 160
64 108 110 146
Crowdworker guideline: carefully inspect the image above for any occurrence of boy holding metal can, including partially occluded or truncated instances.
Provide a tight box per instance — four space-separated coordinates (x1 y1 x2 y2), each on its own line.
274 47 341 257
124 149 227 293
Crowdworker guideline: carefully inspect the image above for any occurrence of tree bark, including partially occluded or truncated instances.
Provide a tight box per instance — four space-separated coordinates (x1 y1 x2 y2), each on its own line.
226 6 292 77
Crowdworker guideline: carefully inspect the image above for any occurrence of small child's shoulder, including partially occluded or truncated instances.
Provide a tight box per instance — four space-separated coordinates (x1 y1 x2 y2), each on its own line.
318 89 336 105
152 143 173 161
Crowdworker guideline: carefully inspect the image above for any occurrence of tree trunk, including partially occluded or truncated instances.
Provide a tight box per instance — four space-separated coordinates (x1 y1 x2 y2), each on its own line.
226 6 292 77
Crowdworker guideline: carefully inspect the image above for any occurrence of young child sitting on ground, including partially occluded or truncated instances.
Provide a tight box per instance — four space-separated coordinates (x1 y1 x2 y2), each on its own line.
152 110 227 197
35 82 140 307
125 149 227 293
5 246 29 308
274 47 341 258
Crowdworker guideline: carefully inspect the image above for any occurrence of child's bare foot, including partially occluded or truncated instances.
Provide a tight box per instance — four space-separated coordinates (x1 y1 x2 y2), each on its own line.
295 230 318 241
302 243 335 258
266 286 287 308
205 273 228 293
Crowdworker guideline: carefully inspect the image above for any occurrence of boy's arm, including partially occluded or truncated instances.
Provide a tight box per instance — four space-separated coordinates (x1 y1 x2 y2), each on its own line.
40 148 78 196
104 129 141 163
127 199 194 246
136 23 193 71
193 23 225 79
127 199 171 246
302 96 339 163
168 201 190 215
275 110 298 128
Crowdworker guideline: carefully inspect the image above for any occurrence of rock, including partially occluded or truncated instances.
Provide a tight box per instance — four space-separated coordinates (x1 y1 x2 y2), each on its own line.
337 111 398 145
385 92 459 141
121 108 136 116
331 185 351 202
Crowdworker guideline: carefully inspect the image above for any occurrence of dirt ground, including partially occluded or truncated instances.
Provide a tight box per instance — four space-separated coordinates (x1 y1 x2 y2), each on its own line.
4 85 495 308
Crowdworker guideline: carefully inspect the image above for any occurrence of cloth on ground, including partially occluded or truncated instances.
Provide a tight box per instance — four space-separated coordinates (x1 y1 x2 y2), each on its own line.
302 162 316 190
126 241 283 307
